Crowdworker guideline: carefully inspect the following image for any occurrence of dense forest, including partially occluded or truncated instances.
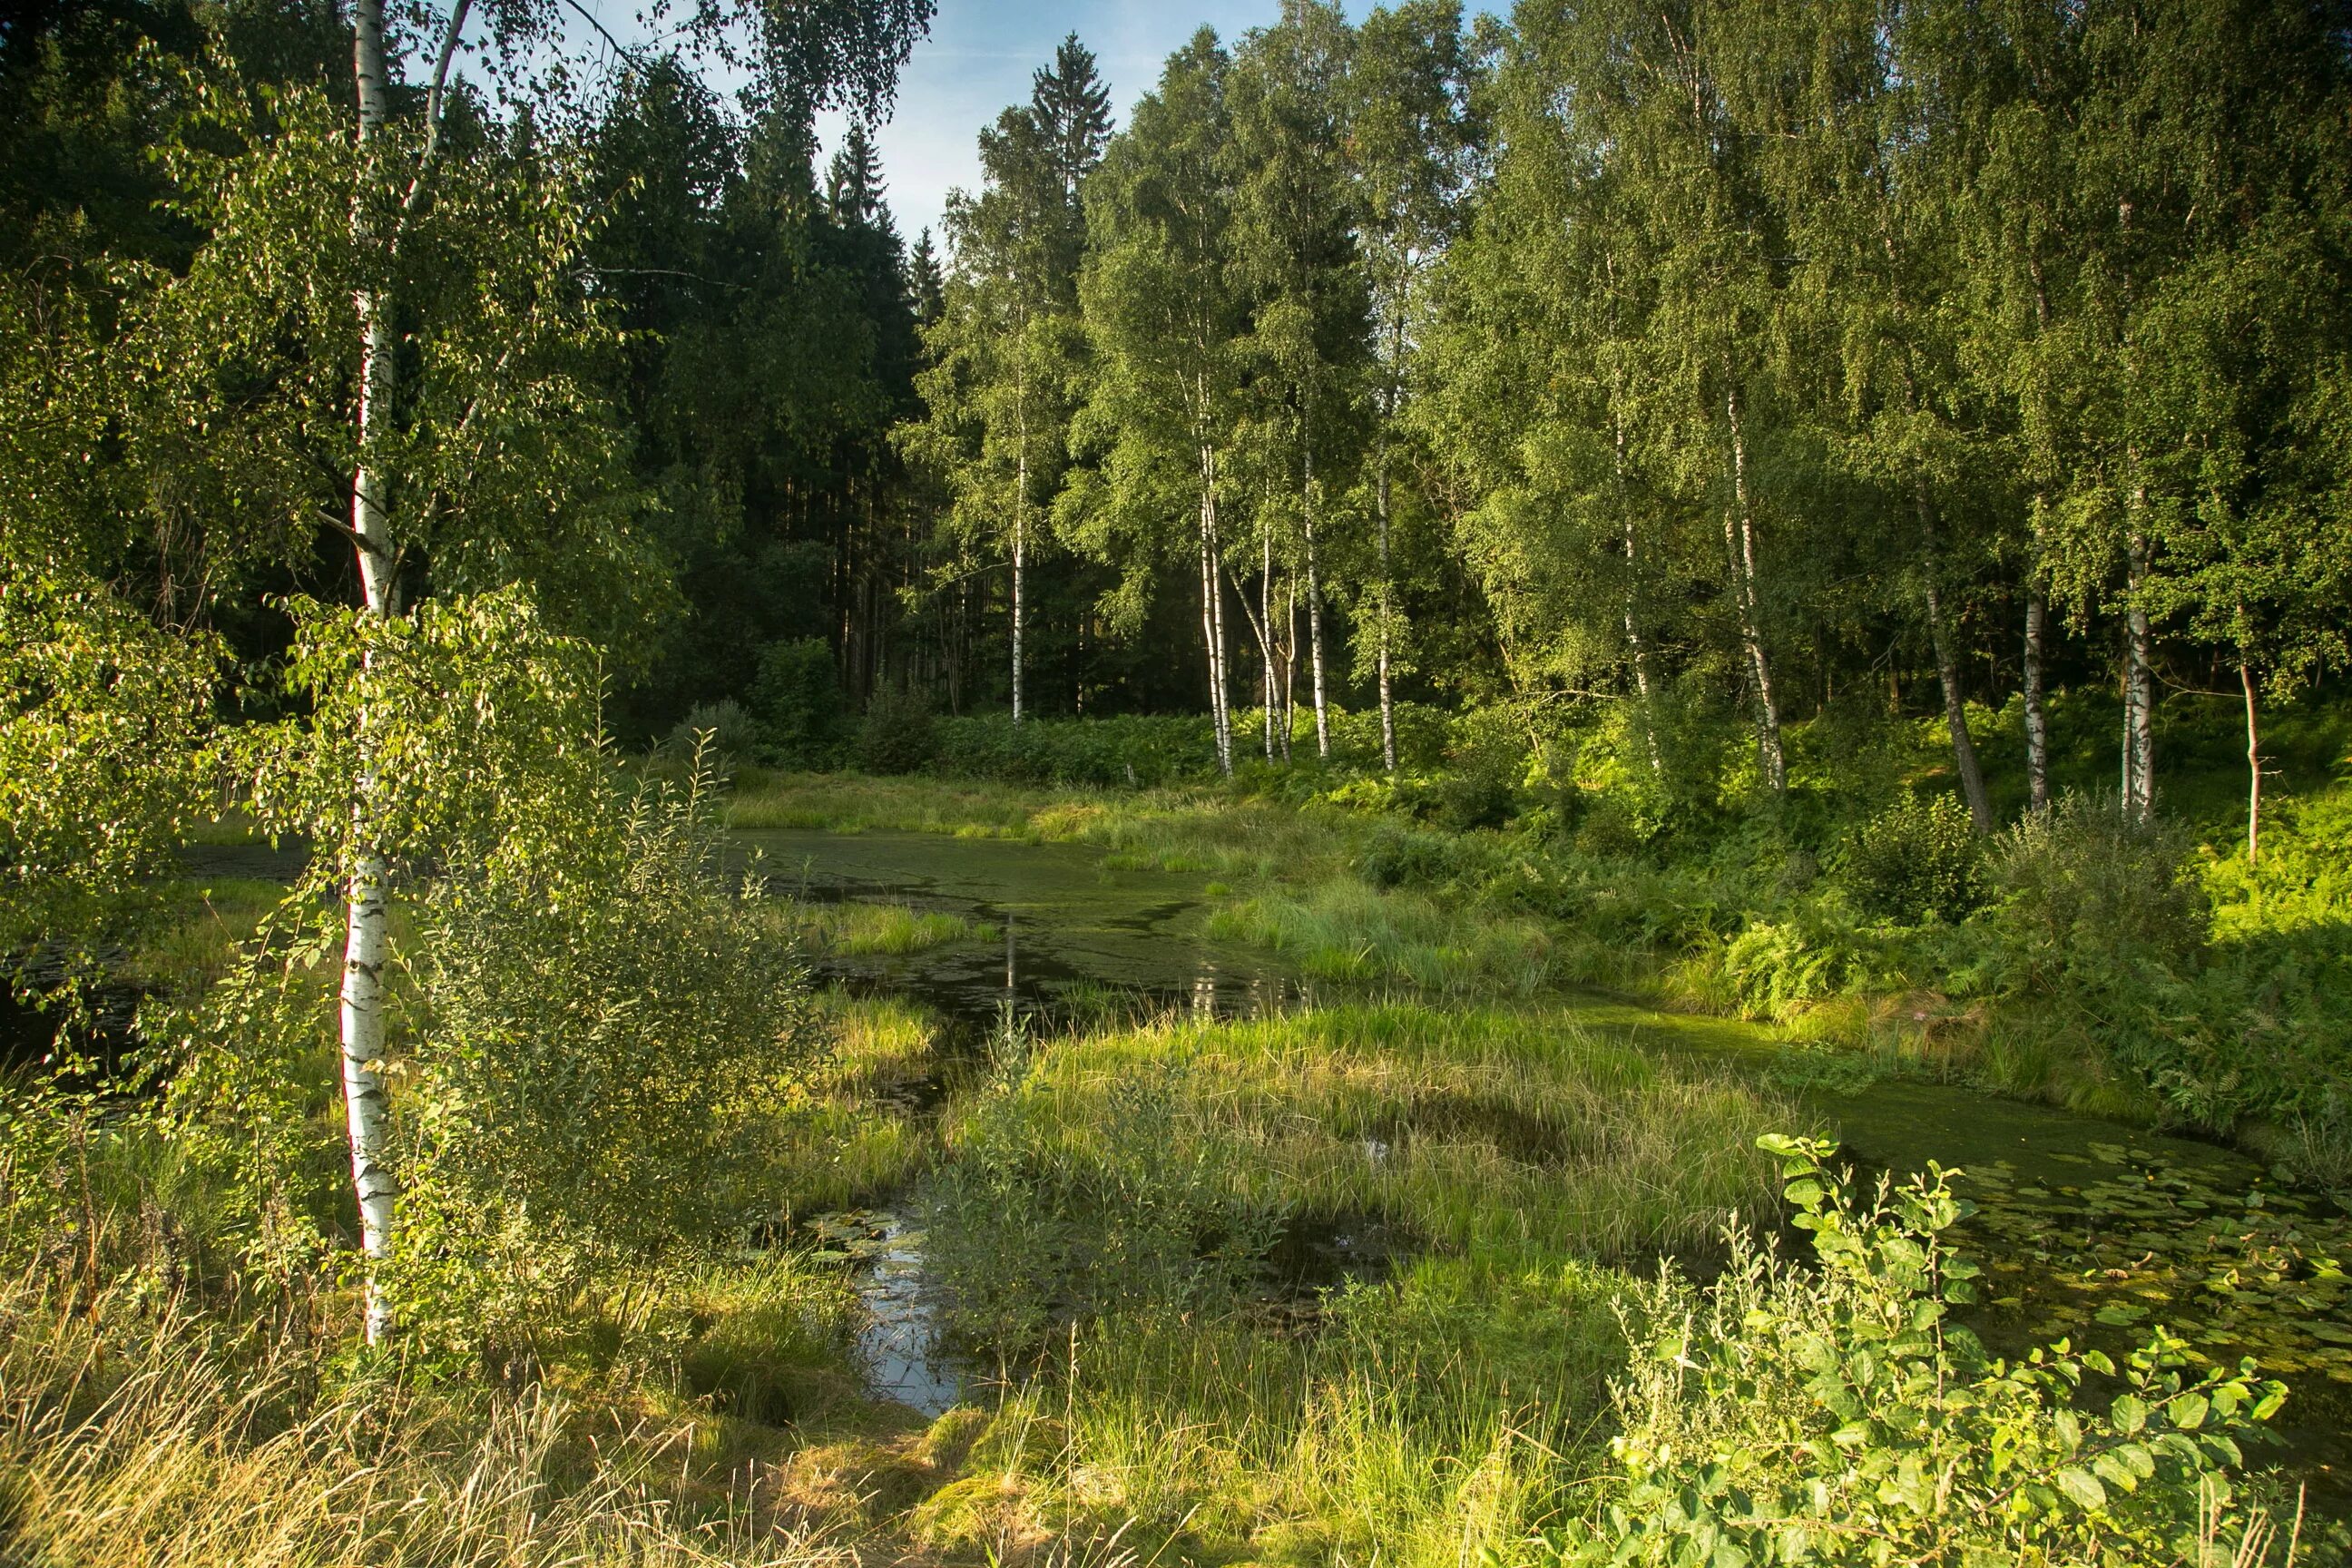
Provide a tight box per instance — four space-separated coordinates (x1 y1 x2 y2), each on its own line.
5 0 2352 1562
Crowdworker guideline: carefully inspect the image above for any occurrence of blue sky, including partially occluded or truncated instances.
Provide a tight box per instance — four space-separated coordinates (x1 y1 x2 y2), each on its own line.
553 0 1382 243
809 0 1364 243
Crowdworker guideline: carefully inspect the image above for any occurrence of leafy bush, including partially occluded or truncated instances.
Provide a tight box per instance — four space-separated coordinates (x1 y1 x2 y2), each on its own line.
395 756 822 1350
1544 1134 2291 1567
664 699 760 767
1357 821 1482 888
1991 790 2206 983
1835 793 1984 923
746 638 846 767
925 1044 1288 1347
854 684 937 774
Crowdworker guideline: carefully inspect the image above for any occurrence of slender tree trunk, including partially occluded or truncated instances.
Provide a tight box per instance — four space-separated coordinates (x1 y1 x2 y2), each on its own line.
343 0 402 1348
2122 489 2156 820
1374 454 1396 774
1302 436 1329 762
1280 578 1296 763
1261 525 1276 760
1723 384 1786 792
1198 443 1232 776
1012 358 1026 725
1916 481 1993 833
1615 419 1662 778
1227 554 1274 760
2241 654 2261 866
2024 573 2051 813
1197 498 1222 775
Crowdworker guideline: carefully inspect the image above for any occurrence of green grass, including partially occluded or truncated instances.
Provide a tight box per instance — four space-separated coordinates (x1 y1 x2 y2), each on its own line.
940 1002 1796 1275
780 898 999 956
901 1001 1803 1558
1206 878 1556 995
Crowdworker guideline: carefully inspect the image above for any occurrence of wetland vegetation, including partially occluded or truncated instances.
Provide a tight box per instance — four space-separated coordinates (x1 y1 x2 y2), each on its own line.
8 0 2352 1561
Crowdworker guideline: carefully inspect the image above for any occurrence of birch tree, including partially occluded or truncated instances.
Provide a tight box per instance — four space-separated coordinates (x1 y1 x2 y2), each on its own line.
76 0 931 1341
902 37 1108 722
1071 32 1247 775
1230 1 1368 762
1341 1 1475 773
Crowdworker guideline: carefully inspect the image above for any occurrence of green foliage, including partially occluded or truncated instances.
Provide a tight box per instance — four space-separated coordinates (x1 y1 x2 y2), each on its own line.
1544 1134 2291 1567
747 638 848 767
393 754 822 1351
926 1045 1288 1347
0 573 220 967
1836 794 1984 925
1990 792 2208 985
854 684 938 774
930 712 1215 788
664 700 761 769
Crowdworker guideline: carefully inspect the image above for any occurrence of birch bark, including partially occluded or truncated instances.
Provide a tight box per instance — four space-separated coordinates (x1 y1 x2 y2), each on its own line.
1302 434 1329 761
2121 486 2157 821
1723 384 1785 792
2241 656 2261 866
1012 345 1026 725
343 0 404 1347
1916 481 1993 833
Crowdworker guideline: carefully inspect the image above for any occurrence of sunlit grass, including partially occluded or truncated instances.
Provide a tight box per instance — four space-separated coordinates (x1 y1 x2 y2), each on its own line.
1205 878 1555 995
951 1002 1794 1272
907 1000 1801 1558
780 899 999 956
0 1263 866 1568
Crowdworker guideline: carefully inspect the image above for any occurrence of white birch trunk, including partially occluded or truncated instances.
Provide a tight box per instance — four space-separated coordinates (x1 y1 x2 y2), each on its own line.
1375 456 1396 774
1012 354 1026 726
1302 432 1329 762
2122 492 2156 821
1280 577 1297 763
2241 654 2261 866
1197 443 1232 777
1259 525 1276 760
345 0 401 1347
1723 385 1786 793
2024 569 2051 814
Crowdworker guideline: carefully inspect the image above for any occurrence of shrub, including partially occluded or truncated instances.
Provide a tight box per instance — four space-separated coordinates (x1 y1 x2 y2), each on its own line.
925 1048 1287 1347
1991 790 2206 983
394 754 823 1351
1836 792 1984 923
1543 1134 2291 1567
663 699 760 768
1357 821 1477 888
854 685 937 774
747 638 846 767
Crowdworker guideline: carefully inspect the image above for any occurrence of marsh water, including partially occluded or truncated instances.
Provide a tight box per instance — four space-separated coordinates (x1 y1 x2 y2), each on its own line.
752 826 2352 1497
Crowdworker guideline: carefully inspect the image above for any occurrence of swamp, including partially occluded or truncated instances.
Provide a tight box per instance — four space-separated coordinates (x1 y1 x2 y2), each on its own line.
7 0 2352 1562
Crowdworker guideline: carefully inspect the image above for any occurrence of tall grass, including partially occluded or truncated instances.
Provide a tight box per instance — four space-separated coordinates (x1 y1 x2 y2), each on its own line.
901 1001 1804 1561
781 900 998 956
950 1003 1793 1270
0 1273 855 1567
1205 879 1554 995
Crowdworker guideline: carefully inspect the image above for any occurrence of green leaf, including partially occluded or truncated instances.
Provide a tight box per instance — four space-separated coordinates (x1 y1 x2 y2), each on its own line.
2110 1393 2148 1433
2054 1467 2107 1511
